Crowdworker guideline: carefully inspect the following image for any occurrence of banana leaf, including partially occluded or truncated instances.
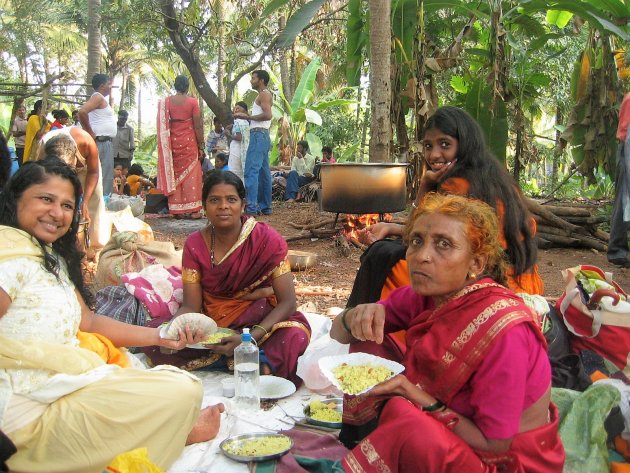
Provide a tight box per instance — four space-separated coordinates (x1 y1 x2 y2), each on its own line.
464 79 508 163
290 57 321 114
277 0 327 49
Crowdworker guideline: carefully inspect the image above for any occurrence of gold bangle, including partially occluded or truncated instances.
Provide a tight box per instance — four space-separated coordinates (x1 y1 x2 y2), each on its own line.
252 324 268 336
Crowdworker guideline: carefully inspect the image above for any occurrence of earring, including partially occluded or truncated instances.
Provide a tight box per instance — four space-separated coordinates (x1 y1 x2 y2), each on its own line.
468 272 477 280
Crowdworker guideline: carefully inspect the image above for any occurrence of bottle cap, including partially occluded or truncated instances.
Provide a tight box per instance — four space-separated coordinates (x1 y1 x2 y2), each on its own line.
241 328 252 342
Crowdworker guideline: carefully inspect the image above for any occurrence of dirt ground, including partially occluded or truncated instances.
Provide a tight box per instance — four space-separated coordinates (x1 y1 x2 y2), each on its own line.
146 201 630 313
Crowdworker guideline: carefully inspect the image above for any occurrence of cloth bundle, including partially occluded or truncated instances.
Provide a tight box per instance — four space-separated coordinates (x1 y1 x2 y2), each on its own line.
122 265 183 320
93 232 182 292
556 264 630 377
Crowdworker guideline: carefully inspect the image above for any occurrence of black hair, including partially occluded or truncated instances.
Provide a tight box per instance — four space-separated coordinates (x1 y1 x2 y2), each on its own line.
174 75 189 93
202 170 246 203
297 140 309 151
423 106 537 277
253 70 270 86
322 146 333 154
118 110 129 118
0 158 94 307
128 163 144 176
29 100 43 117
52 109 69 120
91 74 110 91
0 131 11 190
235 101 248 112
215 152 228 163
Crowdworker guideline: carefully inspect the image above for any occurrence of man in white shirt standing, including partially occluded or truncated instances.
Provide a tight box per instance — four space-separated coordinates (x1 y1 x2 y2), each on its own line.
234 70 273 216
78 74 117 195
284 140 315 202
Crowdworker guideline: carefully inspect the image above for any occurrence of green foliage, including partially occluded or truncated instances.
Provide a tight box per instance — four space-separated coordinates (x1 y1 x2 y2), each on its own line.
345 0 367 86
464 80 509 163
311 106 361 153
277 0 327 48
132 134 157 177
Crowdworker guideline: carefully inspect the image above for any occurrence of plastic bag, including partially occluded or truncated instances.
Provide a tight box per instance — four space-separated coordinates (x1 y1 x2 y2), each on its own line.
104 447 164 473
297 316 348 394
552 383 620 473
109 206 153 242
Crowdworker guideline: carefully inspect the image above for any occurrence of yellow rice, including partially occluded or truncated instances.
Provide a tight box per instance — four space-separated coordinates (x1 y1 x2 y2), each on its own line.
224 436 291 457
332 363 392 394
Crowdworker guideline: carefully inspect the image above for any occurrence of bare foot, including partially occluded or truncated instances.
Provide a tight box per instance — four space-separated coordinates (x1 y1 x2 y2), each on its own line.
186 403 225 444
285 198 295 203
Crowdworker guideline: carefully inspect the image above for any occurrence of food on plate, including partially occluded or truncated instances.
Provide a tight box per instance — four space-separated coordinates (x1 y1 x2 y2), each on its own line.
332 363 393 394
223 435 292 457
203 331 233 344
308 400 342 423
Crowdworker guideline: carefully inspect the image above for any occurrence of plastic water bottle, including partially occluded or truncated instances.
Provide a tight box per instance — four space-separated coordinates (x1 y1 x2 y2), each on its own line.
234 328 260 412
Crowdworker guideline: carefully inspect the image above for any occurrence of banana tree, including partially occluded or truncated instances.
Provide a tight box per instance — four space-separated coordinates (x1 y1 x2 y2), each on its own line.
270 56 357 163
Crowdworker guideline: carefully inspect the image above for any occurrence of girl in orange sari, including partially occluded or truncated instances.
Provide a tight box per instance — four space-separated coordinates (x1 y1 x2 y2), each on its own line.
331 194 563 473
156 75 205 218
347 106 542 310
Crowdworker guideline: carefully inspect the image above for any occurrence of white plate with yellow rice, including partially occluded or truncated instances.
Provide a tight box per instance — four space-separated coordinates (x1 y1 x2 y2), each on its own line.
319 353 405 395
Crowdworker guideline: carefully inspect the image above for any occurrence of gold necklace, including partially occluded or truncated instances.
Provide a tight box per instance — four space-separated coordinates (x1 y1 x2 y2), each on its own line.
209 225 216 267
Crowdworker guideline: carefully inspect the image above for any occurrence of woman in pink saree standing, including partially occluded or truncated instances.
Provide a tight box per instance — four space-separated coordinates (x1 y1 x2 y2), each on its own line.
157 75 205 219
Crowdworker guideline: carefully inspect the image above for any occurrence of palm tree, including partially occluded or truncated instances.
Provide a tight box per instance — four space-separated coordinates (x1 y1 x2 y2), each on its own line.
368 0 391 162
86 0 102 93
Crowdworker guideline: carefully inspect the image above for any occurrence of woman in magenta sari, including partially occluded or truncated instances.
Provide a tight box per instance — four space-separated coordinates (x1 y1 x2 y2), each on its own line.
151 170 310 385
157 75 205 219
330 193 563 473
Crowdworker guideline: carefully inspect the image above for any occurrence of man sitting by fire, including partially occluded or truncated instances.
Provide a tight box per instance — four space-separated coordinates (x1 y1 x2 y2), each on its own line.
283 140 316 203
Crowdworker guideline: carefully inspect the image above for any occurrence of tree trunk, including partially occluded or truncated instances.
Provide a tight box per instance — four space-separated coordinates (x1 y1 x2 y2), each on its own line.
289 44 297 100
551 105 564 186
137 84 142 142
86 0 102 95
216 0 225 102
368 0 391 163
160 0 230 123
513 103 523 183
278 16 292 102
119 72 127 110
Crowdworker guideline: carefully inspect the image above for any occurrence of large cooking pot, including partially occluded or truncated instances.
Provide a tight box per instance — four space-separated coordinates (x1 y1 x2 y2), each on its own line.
320 163 408 214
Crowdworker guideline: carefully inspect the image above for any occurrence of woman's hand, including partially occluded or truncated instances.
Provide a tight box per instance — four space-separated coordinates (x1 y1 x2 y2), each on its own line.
363 222 403 243
369 374 438 408
420 159 456 188
81 201 91 223
157 325 206 350
238 286 273 301
346 304 386 344
368 374 414 398
209 335 241 357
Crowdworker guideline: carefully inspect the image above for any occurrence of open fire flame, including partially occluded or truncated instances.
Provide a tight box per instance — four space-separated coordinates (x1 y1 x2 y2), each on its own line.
342 213 393 245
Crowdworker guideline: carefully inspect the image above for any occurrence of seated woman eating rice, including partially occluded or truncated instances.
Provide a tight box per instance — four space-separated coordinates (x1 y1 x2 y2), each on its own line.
145 170 310 385
330 193 564 472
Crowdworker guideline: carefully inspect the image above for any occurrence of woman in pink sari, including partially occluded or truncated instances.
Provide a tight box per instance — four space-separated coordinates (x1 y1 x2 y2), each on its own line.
330 193 563 473
157 75 205 219
147 170 310 385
